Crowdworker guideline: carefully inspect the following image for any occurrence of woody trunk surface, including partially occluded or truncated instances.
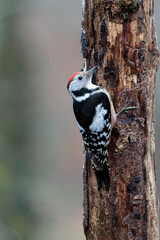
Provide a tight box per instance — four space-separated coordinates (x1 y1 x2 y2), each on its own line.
82 0 159 239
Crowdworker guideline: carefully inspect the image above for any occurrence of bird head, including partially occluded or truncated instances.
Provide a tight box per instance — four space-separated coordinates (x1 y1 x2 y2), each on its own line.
67 66 98 93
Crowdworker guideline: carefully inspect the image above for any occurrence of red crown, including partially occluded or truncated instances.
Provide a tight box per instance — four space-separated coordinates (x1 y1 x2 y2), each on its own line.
67 72 79 89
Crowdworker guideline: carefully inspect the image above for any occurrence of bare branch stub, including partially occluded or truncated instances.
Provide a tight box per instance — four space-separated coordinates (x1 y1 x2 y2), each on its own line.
82 0 159 239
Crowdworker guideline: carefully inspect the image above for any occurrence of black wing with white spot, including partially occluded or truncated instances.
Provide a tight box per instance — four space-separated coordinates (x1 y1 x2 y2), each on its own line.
73 90 111 190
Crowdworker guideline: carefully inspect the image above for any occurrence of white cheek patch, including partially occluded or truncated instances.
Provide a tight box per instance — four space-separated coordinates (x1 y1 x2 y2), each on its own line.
89 103 107 132
69 78 83 92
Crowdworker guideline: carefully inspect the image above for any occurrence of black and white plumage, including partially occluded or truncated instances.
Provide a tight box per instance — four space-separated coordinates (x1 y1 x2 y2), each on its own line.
67 66 117 191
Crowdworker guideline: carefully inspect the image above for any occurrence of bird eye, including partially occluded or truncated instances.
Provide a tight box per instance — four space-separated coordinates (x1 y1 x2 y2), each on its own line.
78 76 83 80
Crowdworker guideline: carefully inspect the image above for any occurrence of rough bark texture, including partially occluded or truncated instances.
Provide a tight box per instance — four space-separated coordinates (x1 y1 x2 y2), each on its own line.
81 0 159 239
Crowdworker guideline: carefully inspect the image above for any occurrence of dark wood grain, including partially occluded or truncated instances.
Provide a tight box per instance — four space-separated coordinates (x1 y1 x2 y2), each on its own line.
82 0 159 239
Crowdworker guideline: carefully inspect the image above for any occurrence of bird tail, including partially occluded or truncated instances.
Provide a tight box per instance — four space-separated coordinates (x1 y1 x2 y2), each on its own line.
94 164 110 191
88 152 110 191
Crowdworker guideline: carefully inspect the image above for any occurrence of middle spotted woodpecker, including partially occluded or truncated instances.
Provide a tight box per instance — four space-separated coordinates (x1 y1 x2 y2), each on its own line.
67 66 136 191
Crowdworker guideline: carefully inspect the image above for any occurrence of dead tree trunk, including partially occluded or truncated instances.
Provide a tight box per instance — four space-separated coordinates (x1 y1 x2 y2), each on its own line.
81 0 159 239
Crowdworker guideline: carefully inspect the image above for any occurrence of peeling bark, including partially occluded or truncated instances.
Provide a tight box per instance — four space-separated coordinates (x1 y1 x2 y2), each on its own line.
81 0 159 239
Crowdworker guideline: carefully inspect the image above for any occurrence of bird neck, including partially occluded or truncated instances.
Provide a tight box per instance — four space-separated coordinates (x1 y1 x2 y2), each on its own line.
71 85 100 103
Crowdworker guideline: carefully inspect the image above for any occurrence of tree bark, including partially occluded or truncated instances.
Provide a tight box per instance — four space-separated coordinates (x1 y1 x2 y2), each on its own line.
81 0 159 239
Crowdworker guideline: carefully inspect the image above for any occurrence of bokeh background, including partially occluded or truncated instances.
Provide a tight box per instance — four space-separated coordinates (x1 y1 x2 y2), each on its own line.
0 1 159 240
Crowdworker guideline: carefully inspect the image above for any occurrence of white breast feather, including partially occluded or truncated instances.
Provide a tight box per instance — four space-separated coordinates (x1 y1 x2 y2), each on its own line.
89 103 107 132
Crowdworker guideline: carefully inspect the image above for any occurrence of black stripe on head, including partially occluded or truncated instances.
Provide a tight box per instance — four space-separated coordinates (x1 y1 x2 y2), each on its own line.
72 87 100 97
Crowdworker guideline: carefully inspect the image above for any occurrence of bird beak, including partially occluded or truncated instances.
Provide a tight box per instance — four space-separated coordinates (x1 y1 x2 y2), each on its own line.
87 65 98 75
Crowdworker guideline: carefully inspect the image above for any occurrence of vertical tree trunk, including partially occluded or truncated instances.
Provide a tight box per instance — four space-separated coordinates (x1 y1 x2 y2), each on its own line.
81 0 159 239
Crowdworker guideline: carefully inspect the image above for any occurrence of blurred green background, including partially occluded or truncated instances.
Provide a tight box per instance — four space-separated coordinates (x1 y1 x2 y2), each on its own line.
0 1 159 240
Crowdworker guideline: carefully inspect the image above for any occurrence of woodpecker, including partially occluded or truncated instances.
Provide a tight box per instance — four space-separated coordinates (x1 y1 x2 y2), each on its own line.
67 66 135 191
